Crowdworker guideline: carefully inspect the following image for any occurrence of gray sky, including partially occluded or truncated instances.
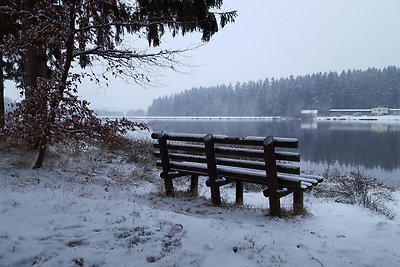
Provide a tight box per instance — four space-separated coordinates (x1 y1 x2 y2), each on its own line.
5 0 400 112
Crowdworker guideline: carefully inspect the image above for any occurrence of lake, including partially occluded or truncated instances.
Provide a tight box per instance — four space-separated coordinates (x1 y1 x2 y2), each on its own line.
147 118 400 187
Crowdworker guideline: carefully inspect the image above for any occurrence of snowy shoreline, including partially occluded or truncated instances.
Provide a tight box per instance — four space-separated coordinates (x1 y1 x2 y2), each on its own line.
315 115 400 123
99 115 400 124
1 145 400 266
100 116 283 121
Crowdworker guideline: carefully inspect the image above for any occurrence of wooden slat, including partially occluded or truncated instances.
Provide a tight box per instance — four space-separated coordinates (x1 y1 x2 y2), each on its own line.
158 153 207 164
217 168 266 184
215 146 300 162
152 132 298 148
299 173 324 183
152 132 207 142
164 161 302 188
168 162 209 176
154 139 299 162
214 146 264 158
216 157 300 175
217 157 265 169
213 136 261 146
218 167 304 189
279 173 323 185
275 151 300 162
154 143 205 154
154 144 300 162
274 137 298 148
154 152 300 175
235 136 298 148
278 164 300 175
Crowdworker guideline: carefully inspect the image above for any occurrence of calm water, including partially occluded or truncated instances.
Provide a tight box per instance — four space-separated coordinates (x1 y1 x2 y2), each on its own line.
149 119 400 187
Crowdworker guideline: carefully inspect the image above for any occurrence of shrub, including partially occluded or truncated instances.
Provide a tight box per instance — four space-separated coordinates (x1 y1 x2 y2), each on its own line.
315 167 395 220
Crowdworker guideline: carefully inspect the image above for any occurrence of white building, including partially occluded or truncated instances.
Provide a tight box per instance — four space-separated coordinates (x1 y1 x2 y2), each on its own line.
301 110 318 116
371 107 389 116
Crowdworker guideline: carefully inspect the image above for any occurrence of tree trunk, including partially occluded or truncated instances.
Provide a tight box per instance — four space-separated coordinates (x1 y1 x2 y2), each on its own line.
0 54 4 129
33 5 76 169
18 1 49 168
33 140 47 169
22 0 49 151
0 0 8 130
24 46 48 101
28 47 49 167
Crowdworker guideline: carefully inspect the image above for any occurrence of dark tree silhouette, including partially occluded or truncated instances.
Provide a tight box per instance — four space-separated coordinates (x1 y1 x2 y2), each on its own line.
0 0 237 167
148 66 400 117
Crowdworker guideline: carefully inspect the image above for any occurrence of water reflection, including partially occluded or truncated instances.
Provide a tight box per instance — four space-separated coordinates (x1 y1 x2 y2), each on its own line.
149 119 400 186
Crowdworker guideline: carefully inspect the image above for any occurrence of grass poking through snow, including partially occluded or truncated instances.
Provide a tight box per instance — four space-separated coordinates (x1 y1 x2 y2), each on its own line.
314 167 396 220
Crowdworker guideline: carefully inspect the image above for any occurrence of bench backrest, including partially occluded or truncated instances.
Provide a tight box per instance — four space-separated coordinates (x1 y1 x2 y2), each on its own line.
152 132 301 185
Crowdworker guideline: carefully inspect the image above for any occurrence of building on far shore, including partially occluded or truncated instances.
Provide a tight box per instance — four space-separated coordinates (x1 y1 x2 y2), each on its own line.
329 107 400 116
328 108 371 116
391 109 400 115
300 110 318 119
371 107 389 116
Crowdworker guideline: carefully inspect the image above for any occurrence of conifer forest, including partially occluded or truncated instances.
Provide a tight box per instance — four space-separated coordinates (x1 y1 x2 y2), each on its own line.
148 66 400 116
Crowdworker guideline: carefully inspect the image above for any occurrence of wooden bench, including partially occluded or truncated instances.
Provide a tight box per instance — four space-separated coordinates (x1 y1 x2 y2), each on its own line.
151 132 323 216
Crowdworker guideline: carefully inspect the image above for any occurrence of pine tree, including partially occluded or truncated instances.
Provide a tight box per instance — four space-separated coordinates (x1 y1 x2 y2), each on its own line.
1 0 237 167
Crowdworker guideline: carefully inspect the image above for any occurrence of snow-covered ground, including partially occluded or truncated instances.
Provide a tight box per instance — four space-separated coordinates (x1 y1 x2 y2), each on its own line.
1 144 400 267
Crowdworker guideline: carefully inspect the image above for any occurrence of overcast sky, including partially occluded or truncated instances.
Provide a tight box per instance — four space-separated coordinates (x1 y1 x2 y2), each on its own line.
5 0 400 112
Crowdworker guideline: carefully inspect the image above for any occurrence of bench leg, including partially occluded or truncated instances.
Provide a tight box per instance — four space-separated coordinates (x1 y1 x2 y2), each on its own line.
269 193 281 217
293 190 304 214
161 173 174 197
210 185 221 206
190 175 199 196
236 181 243 205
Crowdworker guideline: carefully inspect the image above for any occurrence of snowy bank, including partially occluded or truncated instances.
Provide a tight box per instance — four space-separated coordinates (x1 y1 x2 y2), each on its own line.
316 115 400 123
99 116 283 122
1 148 400 267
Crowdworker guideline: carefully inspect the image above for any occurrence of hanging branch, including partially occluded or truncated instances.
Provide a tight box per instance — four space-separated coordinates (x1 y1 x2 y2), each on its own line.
1 0 237 168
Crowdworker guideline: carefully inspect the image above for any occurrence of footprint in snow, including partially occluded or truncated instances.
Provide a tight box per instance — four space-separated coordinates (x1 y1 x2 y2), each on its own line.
374 221 390 231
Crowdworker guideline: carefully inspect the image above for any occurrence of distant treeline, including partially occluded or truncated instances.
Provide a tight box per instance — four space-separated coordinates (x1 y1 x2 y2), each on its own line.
95 108 146 117
147 66 400 116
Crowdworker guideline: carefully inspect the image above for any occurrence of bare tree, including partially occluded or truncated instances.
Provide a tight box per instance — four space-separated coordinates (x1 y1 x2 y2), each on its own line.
1 0 236 167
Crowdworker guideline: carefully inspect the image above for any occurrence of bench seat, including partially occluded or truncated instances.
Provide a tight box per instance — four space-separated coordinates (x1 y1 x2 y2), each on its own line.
157 160 322 189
